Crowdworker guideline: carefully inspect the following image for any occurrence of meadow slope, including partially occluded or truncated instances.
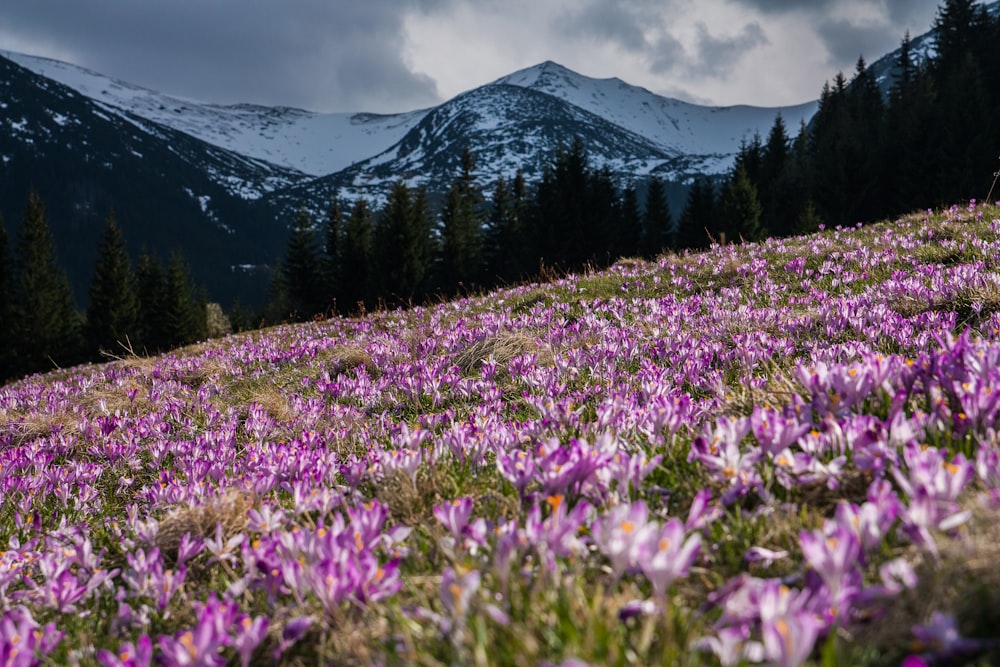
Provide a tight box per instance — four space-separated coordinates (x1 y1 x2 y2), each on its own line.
3 203 1000 666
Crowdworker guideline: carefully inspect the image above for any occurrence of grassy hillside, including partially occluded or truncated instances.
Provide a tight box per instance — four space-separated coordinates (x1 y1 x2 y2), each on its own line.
3 202 1000 666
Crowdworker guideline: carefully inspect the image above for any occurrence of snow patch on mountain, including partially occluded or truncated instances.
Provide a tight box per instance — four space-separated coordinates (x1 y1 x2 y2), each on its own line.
1 50 430 177
495 61 818 160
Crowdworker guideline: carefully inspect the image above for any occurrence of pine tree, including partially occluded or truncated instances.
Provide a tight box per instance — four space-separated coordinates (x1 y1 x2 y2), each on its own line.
227 299 250 333
11 191 82 376
720 166 764 243
779 120 814 234
340 198 375 313
617 184 643 257
0 215 14 382
930 52 992 201
642 177 672 256
797 200 824 234
881 32 936 213
135 251 168 353
677 177 716 250
586 166 618 267
922 1 996 204
86 213 139 357
485 171 531 282
484 175 513 284
409 186 436 300
261 259 290 325
846 56 885 221
761 115 789 188
532 138 590 270
808 73 855 227
732 133 763 187
760 114 795 235
438 149 486 293
282 208 326 320
162 252 203 347
376 181 433 303
323 200 343 312
932 0 990 76
510 172 530 277
560 138 592 268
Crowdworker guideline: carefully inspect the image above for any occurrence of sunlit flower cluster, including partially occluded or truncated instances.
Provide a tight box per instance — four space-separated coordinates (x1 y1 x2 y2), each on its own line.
2 203 1000 664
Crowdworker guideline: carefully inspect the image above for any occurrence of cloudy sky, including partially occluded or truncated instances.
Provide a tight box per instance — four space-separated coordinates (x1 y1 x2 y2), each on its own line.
0 0 944 113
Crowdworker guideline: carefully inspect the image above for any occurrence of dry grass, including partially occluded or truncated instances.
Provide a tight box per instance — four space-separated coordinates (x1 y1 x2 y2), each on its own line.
325 345 376 377
454 333 555 376
374 467 519 536
718 363 805 417
244 385 295 424
206 302 232 338
0 408 81 447
155 489 254 561
175 357 233 388
888 280 1000 329
848 500 1000 661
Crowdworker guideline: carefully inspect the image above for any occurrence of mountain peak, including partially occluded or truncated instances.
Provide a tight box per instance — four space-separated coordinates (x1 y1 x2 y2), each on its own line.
492 60 585 89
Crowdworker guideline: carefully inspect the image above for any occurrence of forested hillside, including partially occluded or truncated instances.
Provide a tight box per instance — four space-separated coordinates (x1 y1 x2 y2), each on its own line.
3 0 999 386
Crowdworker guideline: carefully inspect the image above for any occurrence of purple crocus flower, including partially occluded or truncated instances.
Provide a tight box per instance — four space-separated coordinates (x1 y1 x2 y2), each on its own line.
744 546 789 568
272 616 313 661
909 611 1000 660
434 497 474 543
592 502 651 576
440 567 480 623
157 595 238 667
638 517 701 597
694 624 764 667
685 488 722 531
497 449 536 498
758 581 822 667
750 406 811 457
0 607 63 666
689 418 764 504
232 615 269 667
96 636 153 667
799 523 862 618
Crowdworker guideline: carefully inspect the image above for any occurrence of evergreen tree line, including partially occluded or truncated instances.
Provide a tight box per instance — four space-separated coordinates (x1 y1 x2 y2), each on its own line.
4 1 992 377
681 0 1000 244
268 144 678 320
273 1 1000 321
1 192 218 384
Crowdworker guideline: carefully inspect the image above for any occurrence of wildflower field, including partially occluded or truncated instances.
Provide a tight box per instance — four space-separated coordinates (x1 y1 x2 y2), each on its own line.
4 203 1000 666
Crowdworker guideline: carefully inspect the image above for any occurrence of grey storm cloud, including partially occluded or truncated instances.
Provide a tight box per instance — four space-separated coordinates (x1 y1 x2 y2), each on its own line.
727 0 941 25
559 0 768 82
647 22 768 80
0 0 446 112
725 0 941 69
689 21 769 77
727 0 841 13
559 2 651 52
0 0 952 110
816 19 900 65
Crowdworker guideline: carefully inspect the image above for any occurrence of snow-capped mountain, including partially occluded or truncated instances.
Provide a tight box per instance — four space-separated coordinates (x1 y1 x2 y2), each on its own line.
0 6 960 307
0 50 429 181
495 61 817 173
0 55 287 305
2 50 815 204
267 78 685 211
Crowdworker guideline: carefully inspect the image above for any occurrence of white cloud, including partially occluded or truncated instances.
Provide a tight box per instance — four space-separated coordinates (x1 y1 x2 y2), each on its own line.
0 0 944 112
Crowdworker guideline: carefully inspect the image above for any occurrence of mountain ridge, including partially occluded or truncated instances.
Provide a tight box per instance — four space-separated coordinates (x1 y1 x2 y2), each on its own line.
1 50 816 194
0 8 969 308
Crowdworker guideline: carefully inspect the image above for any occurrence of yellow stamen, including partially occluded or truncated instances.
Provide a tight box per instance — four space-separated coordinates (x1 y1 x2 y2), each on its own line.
180 631 196 658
